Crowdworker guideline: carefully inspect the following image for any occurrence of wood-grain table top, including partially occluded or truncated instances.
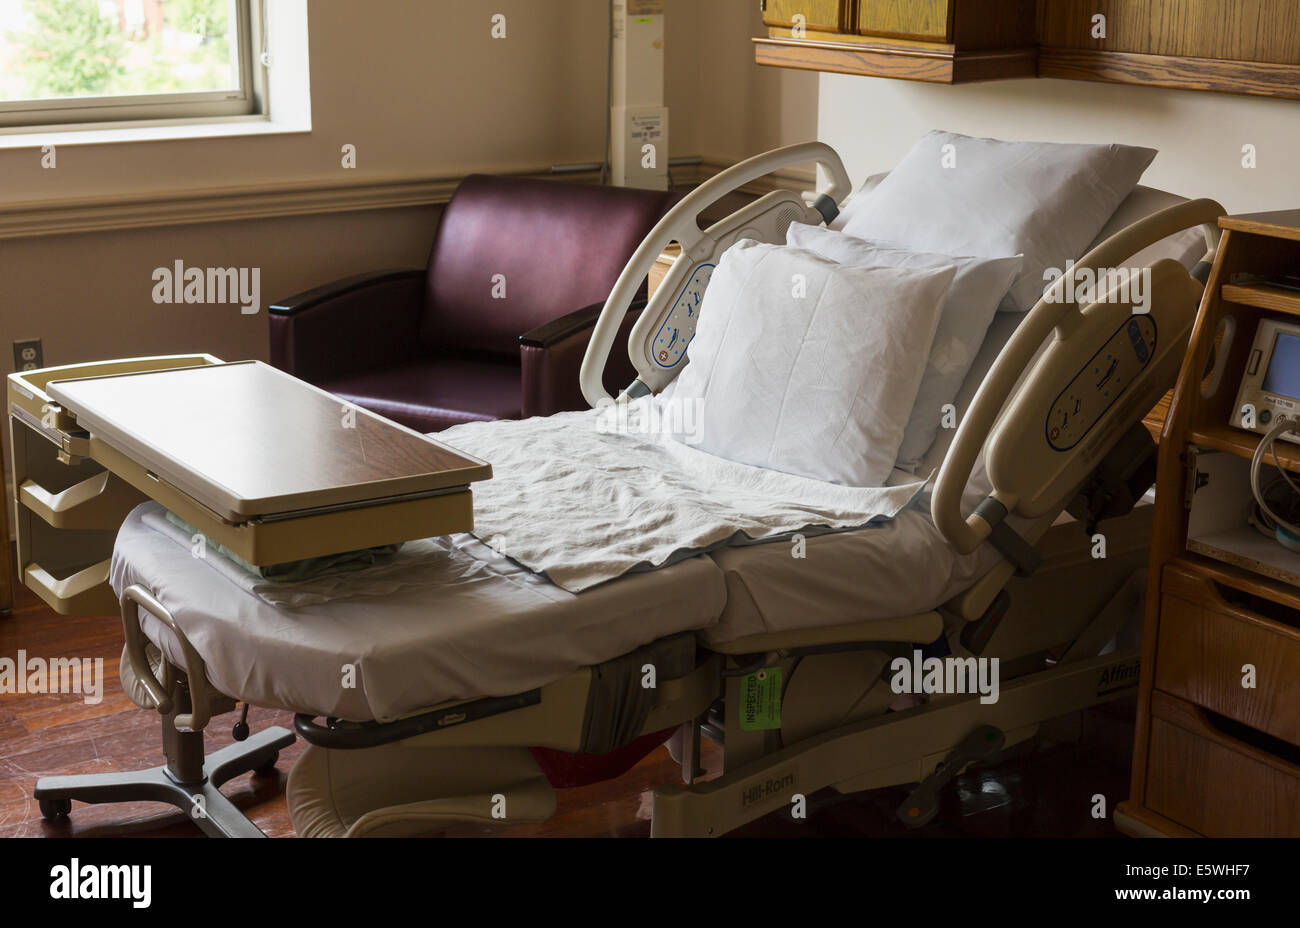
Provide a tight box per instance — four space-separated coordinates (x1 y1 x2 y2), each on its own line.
47 361 491 521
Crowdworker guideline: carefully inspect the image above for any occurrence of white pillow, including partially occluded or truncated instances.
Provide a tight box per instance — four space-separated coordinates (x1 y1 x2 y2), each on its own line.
786 223 1023 472
840 177 1205 271
840 130 1157 313
664 239 956 487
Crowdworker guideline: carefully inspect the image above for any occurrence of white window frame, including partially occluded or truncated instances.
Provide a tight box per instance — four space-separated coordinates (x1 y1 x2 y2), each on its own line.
0 0 265 131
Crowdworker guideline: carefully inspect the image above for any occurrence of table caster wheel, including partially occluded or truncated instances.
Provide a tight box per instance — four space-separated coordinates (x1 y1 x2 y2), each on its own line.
39 797 71 821
255 752 280 775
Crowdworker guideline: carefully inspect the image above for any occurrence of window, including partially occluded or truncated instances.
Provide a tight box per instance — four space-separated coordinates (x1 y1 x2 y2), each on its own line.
0 0 262 130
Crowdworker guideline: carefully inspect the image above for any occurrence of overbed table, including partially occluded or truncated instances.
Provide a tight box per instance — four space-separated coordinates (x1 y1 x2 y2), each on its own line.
8 356 490 614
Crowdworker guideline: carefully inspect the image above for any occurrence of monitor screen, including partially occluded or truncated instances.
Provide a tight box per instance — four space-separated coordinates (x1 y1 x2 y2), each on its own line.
1263 331 1300 399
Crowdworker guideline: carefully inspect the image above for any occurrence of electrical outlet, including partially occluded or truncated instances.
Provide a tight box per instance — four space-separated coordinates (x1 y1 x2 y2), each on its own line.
13 338 43 373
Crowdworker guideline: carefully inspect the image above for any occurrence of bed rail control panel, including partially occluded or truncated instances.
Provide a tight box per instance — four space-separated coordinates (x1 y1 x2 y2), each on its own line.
1046 315 1157 452
652 263 713 369
1230 317 1300 442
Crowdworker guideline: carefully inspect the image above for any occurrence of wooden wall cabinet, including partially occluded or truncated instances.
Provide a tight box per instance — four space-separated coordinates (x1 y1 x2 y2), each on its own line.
1038 0 1300 101
756 0 1300 99
756 0 1038 84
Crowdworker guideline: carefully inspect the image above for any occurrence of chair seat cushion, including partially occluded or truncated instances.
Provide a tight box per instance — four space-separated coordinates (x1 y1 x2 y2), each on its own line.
320 358 521 433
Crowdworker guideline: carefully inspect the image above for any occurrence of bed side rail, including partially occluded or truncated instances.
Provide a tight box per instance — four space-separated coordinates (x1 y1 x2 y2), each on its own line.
932 198 1225 557
580 141 852 406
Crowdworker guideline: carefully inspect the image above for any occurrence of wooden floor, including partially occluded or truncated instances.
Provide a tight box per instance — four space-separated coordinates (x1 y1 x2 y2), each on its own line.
1 580 1136 838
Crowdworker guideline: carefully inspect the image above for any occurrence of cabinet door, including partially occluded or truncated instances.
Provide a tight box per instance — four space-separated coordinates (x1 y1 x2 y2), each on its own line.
763 0 847 33
857 0 952 41
1037 0 1300 66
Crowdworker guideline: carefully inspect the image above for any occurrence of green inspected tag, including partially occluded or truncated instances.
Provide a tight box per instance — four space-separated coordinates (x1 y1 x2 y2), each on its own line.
739 667 782 731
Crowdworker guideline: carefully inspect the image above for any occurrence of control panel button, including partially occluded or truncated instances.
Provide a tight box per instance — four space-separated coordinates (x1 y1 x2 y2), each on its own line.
1046 315 1156 452
651 263 714 370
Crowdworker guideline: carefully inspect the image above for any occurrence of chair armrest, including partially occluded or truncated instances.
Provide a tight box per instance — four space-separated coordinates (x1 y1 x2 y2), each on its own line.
268 270 426 383
519 298 647 417
518 297 627 348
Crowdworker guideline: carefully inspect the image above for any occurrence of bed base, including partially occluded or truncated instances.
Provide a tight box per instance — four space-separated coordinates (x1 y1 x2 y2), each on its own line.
650 646 1138 837
274 506 1149 836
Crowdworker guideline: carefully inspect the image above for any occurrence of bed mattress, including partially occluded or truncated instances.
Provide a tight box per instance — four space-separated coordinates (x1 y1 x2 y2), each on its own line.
111 495 989 722
705 505 999 647
112 503 725 723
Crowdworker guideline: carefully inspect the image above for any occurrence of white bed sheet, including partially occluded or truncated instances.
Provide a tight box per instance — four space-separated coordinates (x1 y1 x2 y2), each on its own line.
438 401 927 593
112 502 726 723
706 503 998 647
115 495 991 725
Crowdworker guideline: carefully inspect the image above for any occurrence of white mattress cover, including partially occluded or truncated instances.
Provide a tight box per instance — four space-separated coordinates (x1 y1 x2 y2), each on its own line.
706 504 998 646
112 503 725 723
115 489 992 723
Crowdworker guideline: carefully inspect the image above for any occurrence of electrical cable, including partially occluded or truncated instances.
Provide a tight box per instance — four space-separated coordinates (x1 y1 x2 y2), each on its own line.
1249 414 1300 544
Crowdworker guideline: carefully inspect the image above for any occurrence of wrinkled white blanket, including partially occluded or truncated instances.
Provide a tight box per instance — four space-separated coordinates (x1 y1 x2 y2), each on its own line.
149 401 927 605
441 399 928 592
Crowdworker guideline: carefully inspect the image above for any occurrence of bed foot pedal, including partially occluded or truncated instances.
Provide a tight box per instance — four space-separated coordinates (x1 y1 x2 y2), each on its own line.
895 724 1005 828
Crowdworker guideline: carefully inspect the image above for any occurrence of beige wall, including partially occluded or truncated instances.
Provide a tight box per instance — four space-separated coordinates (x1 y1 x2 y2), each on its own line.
0 0 815 204
0 0 813 373
2 206 443 365
692 1 819 164
817 73 1300 213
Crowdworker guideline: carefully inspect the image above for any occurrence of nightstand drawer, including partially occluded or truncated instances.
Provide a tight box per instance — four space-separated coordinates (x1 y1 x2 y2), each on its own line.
1156 563 1300 746
1146 692 1300 837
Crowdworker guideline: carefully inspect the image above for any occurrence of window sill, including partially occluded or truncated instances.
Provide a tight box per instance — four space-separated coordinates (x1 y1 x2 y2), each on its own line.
0 115 309 150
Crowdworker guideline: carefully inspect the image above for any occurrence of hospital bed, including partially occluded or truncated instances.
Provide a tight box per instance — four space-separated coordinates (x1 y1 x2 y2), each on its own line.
23 142 1224 837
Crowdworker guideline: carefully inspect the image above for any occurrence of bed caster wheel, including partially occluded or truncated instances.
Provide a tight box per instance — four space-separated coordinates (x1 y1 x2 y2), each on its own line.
254 752 280 775
39 798 71 821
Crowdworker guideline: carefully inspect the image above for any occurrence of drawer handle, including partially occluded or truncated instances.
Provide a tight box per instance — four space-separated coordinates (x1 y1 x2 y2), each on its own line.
1205 577 1300 634
1196 705 1300 770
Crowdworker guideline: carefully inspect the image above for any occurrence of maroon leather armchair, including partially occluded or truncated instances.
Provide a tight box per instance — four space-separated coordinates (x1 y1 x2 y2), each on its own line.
269 174 677 432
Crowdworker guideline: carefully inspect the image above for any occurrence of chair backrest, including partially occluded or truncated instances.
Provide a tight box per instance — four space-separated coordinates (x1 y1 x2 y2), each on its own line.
421 174 677 360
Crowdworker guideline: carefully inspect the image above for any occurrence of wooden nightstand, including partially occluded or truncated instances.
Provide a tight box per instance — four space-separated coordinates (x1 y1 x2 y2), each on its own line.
1118 211 1300 838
